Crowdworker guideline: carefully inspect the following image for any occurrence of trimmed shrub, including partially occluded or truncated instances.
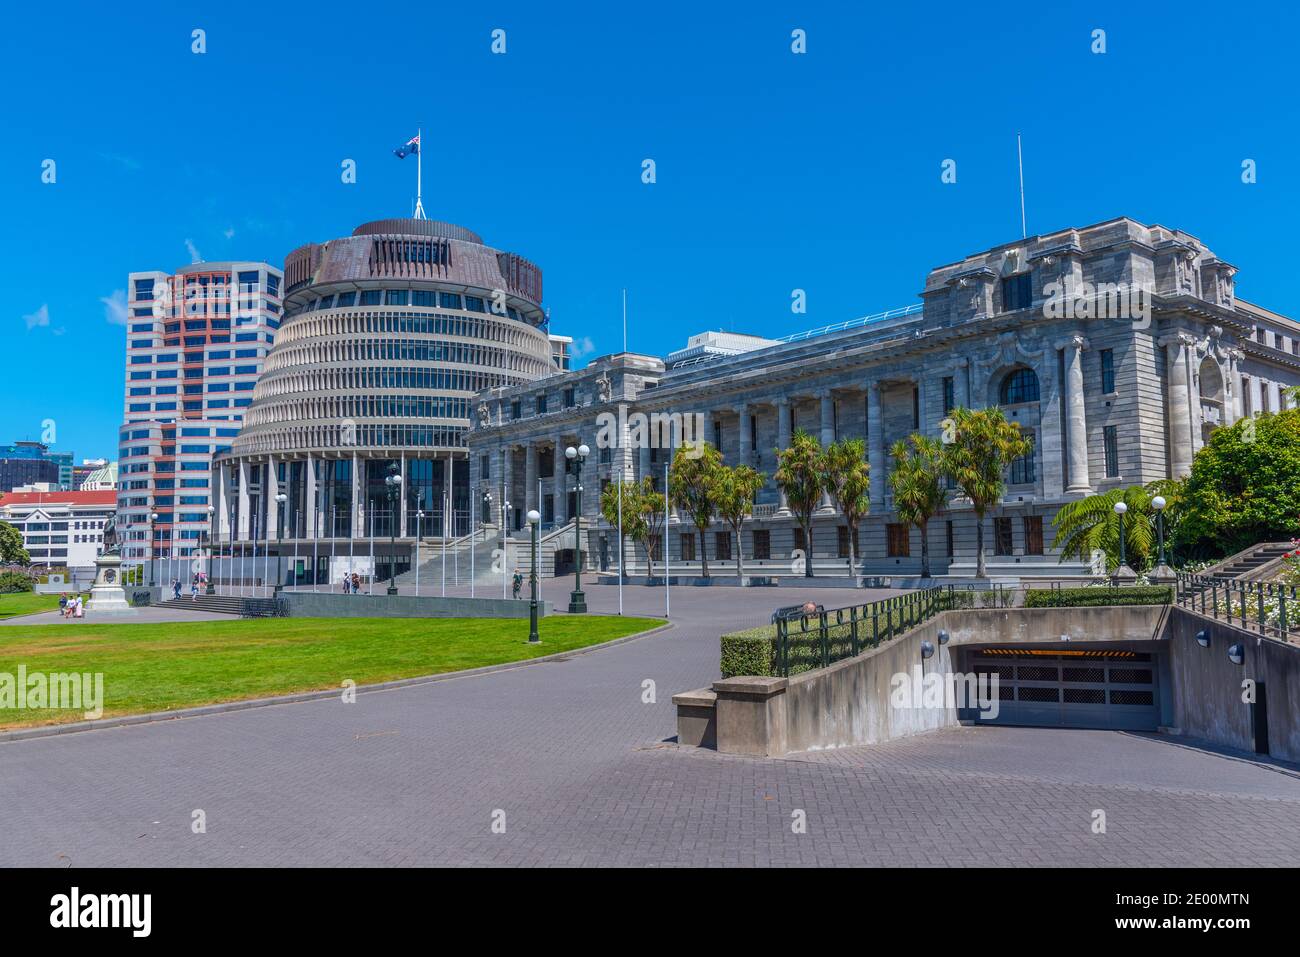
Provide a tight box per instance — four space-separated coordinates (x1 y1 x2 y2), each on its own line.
0 571 34 594
720 626 776 678
1023 585 1172 608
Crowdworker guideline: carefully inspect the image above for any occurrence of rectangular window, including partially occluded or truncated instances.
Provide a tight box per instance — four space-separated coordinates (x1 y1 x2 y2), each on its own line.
1100 349 1115 393
360 290 381 306
1009 433 1036 485
680 533 695 562
439 292 462 310
942 377 955 414
1103 425 1119 478
563 387 575 409
886 523 910 557
994 517 1014 556
535 394 547 414
837 525 850 559
946 519 954 556
752 529 770 561
792 527 806 554
1023 515 1044 555
385 290 408 306
1001 273 1033 311
715 531 731 561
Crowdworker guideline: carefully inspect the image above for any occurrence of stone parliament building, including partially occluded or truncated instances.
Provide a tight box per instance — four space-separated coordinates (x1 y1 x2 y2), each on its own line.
468 217 1300 580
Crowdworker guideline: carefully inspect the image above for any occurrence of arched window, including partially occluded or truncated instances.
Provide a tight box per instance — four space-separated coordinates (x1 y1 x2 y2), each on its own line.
1000 368 1040 405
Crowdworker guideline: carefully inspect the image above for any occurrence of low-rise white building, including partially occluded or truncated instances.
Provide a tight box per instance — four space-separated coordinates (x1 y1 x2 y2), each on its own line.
0 489 117 570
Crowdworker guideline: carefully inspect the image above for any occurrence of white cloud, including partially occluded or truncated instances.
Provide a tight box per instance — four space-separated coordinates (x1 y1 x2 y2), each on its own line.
23 304 49 331
570 336 596 360
100 289 128 325
185 239 203 263
223 226 236 239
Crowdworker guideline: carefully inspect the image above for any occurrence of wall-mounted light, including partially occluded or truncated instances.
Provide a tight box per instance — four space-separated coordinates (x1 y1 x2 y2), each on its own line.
920 640 935 660
1228 643 1244 666
1196 629 1210 648
937 630 949 645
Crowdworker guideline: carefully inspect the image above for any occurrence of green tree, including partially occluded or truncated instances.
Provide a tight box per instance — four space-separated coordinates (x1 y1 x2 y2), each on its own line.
708 463 766 580
635 476 667 578
669 443 724 577
1174 408 1300 558
1051 482 1175 573
888 434 948 578
823 438 871 574
774 429 824 577
0 521 28 566
942 407 1033 579
600 479 646 577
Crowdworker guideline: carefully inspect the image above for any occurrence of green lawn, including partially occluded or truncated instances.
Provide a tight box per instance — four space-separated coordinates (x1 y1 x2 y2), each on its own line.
0 615 663 728
0 593 61 620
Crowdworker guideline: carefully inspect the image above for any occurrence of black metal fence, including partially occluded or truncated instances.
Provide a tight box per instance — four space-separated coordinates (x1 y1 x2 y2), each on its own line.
240 597 289 618
1176 573 1300 643
773 587 949 677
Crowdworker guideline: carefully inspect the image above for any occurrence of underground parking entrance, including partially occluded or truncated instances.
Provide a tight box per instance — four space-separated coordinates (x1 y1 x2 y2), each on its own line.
958 642 1169 731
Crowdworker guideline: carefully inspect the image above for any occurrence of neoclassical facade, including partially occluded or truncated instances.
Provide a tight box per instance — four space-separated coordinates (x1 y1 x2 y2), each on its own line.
467 218 1300 579
211 217 559 583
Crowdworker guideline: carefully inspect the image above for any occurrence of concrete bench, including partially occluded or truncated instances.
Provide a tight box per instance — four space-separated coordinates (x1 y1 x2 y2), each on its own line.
671 687 717 749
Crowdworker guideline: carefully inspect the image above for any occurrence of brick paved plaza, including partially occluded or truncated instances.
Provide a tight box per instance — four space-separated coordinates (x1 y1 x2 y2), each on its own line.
1 581 1298 867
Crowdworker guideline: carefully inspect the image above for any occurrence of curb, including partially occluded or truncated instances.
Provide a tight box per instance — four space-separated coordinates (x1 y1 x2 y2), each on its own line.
0 619 675 744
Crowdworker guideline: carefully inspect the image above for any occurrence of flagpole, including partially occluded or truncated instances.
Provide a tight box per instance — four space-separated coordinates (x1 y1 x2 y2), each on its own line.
414 127 425 220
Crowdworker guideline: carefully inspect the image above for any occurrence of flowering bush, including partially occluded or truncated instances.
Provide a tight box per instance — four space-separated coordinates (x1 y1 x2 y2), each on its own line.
1281 538 1300 586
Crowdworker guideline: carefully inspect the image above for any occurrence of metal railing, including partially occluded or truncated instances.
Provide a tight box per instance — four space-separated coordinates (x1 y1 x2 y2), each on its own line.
1176 572 1300 643
772 586 947 677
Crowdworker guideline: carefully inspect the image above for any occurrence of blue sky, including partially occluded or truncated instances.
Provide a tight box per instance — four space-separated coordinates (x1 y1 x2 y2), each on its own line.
4 1 1297 461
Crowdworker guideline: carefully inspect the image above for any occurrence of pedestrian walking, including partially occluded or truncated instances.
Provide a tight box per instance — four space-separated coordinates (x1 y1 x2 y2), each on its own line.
512 568 523 600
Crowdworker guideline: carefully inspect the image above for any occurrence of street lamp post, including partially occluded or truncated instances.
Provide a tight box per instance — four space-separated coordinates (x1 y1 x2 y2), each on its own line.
206 505 216 594
564 444 590 613
1150 495 1174 584
385 463 402 596
273 492 287 594
415 508 424 596
1112 500 1137 584
527 509 540 643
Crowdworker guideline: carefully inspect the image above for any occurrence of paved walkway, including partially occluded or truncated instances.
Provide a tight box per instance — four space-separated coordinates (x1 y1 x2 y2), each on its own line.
1 579 1298 866
0 604 236 626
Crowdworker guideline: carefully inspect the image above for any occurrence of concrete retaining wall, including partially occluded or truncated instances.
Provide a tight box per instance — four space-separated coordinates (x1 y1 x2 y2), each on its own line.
280 592 551 619
1165 607 1300 762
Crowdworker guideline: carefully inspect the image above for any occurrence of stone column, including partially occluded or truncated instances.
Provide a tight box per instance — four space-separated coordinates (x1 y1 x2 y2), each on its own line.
351 452 363 538
501 445 513 528
525 442 538 516
1164 333 1196 477
399 452 407 538
736 404 751 467
266 460 280 541
819 393 836 512
867 382 885 509
1224 349 1242 425
554 436 567 524
775 398 792 516
237 459 251 541
667 416 680 524
306 453 317 539
1064 335 1091 493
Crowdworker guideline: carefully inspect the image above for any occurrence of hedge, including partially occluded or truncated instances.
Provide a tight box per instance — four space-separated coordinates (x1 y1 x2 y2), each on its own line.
0 571 34 594
1022 585 1172 608
720 625 776 678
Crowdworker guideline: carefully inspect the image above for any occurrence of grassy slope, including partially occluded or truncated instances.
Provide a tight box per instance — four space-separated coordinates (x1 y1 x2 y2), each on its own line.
0 593 61 620
0 615 663 728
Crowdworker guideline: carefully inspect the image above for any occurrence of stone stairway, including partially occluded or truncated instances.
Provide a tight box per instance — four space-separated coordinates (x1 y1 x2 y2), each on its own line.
1202 541 1294 580
154 594 247 616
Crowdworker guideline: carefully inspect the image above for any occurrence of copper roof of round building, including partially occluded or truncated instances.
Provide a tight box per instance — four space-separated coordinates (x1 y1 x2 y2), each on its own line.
351 218 484 244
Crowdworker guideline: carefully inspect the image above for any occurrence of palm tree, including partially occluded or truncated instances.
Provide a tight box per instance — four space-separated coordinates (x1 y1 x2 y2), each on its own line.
942 407 1033 579
668 443 723 577
1052 480 1180 573
889 434 948 578
600 479 646 578
708 463 766 580
822 438 870 575
774 429 824 577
